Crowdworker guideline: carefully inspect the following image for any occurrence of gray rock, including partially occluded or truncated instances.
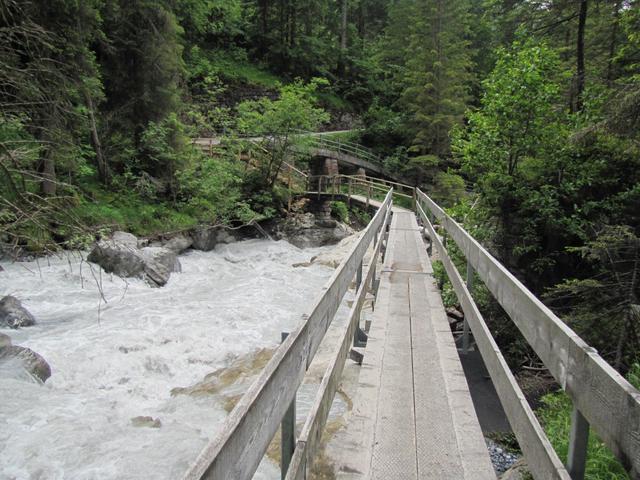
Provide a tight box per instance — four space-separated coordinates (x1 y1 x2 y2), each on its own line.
192 226 237 251
499 458 528 480
277 213 354 248
0 296 36 328
140 247 181 274
112 231 139 248
0 344 51 383
0 333 11 348
87 234 173 287
131 416 162 428
163 234 192 254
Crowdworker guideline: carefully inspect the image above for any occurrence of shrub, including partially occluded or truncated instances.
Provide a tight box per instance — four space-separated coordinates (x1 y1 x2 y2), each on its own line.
330 201 349 223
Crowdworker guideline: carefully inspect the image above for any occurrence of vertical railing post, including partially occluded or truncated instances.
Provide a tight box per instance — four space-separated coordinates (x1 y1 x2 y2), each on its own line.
348 177 352 206
462 258 473 354
287 167 293 213
353 260 367 347
412 187 417 212
281 331 296 479
567 407 590 480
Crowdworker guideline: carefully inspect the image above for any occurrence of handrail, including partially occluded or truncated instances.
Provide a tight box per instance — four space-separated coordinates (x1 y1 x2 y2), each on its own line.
182 189 394 480
416 188 640 479
285 193 393 480
306 174 417 209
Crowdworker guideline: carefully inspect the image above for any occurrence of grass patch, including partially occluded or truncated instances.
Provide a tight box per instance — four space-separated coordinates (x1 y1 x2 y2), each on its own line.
316 91 352 112
330 200 349 223
72 194 199 239
203 50 281 88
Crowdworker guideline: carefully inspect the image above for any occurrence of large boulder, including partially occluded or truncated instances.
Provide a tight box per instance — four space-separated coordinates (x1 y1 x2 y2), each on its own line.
87 232 179 287
277 213 355 248
192 226 237 251
499 459 528 480
112 231 139 248
0 296 36 328
163 234 192 254
0 340 51 383
140 246 181 273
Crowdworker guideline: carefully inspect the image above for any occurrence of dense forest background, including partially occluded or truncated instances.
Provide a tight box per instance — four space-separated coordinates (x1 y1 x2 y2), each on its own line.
1 0 639 372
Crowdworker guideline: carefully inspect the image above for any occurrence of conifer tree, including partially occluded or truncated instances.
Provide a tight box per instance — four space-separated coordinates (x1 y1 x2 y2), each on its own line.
400 0 473 158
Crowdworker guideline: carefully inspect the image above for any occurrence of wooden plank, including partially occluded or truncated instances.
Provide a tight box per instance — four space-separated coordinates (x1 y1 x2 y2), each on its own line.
182 192 393 480
418 203 570 480
417 190 640 477
285 207 391 480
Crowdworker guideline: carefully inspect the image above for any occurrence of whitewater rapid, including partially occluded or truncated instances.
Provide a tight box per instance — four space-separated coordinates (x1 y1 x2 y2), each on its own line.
0 239 342 479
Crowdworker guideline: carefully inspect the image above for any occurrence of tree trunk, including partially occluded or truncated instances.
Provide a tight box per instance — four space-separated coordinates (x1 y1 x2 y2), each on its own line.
41 151 56 196
337 0 348 75
289 0 296 49
260 0 268 36
85 93 109 185
606 0 621 84
575 0 588 113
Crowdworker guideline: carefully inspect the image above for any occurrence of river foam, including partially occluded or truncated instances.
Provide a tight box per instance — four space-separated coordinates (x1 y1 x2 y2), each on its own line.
0 239 336 479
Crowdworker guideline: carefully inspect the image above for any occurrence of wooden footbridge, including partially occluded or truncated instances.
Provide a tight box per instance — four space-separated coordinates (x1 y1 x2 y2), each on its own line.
182 175 640 480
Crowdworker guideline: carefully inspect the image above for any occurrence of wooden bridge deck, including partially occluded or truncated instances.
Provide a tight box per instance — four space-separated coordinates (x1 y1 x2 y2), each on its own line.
336 210 495 479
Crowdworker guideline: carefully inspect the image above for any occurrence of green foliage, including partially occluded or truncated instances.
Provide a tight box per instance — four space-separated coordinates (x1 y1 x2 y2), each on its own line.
432 260 459 308
330 201 349 223
453 40 574 287
546 226 640 369
455 40 568 182
431 171 466 208
236 79 330 187
175 0 245 45
237 79 330 136
351 207 372 226
177 153 245 224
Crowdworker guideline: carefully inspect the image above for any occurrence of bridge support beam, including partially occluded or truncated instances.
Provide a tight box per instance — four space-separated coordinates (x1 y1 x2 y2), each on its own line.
461 259 473 355
281 331 297 479
567 407 590 480
353 259 368 347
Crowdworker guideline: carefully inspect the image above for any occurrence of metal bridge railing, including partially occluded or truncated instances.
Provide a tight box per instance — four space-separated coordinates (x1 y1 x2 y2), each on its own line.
416 188 640 480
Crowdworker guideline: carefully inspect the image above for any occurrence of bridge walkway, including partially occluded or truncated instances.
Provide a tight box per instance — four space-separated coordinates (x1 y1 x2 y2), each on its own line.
335 209 494 479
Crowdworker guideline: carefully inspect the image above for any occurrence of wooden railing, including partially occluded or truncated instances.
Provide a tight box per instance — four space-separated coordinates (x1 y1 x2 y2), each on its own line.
306 174 416 210
415 188 640 480
182 189 393 480
302 134 384 168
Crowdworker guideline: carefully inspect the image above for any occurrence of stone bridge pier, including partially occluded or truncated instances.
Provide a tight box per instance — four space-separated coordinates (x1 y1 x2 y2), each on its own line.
310 155 367 178
310 156 339 177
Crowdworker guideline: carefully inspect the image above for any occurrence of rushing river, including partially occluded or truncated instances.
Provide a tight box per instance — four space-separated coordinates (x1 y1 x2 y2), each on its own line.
0 239 343 479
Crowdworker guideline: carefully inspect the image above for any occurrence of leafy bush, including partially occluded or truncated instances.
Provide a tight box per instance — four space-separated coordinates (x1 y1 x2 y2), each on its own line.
330 201 349 223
